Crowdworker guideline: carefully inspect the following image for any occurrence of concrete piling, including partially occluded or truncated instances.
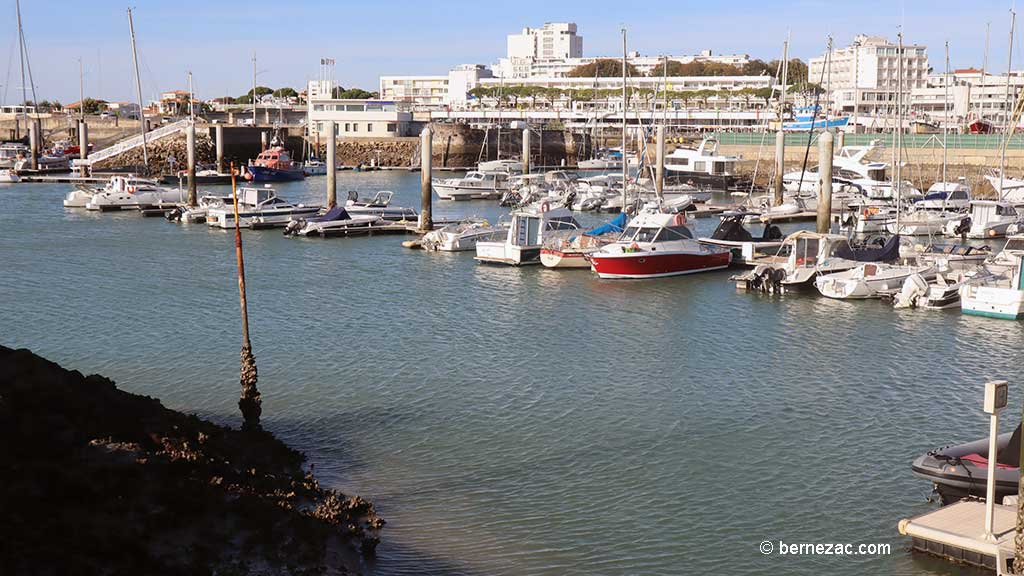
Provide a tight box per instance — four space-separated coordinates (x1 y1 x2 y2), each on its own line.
835 130 845 150
186 121 197 207
817 131 834 234
28 120 39 171
78 120 89 177
264 109 270 125
419 127 433 231
522 128 531 174
260 131 268 152
326 121 337 208
215 124 224 174
655 124 665 200
773 131 785 206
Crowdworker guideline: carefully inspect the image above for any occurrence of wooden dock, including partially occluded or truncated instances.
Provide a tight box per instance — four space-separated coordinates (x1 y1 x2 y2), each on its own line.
19 174 108 184
899 499 1016 573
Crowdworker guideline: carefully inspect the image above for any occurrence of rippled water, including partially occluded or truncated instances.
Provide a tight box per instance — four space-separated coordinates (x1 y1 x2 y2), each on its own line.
3 173 1023 576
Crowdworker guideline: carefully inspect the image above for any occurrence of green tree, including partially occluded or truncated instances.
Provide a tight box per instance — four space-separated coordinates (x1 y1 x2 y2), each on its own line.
567 59 639 78
334 88 374 99
81 98 107 115
273 87 298 98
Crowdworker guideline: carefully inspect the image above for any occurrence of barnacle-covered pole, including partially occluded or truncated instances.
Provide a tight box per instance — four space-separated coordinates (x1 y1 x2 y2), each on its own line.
231 163 261 429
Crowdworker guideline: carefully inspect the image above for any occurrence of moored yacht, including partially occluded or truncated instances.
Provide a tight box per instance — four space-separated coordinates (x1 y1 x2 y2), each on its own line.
815 261 936 299
206 187 319 229
83 176 183 211
245 143 306 182
540 213 627 269
475 202 579 266
420 218 508 252
433 171 512 200
283 205 383 237
343 191 418 221
663 137 741 189
959 236 1024 319
698 211 784 266
943 200 1022 239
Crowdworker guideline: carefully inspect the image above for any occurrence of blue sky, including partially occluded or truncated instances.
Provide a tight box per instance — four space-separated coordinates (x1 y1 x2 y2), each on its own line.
3 0 1021 104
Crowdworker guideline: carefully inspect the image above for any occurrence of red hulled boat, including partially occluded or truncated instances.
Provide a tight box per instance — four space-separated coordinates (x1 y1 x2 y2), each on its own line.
587 211 732 279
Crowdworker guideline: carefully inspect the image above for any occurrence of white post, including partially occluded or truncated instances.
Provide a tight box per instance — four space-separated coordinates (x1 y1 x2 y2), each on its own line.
983 380 1009 542
326 121 337 208
773 131 785 206
817 131 834 234
655 124 665 201
186 121 196 206
215 124 224 174
419 126 433 231
522 128 530 174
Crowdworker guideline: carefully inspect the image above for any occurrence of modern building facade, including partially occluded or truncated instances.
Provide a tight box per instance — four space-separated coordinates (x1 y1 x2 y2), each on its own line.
307 81 412 138
909 68 1024 128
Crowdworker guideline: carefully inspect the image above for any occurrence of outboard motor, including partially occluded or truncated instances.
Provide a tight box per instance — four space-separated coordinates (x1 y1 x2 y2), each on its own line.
283 219 303 236
563 190 577 210
954 216 972 243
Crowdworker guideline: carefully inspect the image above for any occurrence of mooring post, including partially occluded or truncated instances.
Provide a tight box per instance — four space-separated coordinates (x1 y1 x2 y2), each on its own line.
773 130 785 206
326 121 337 208
260 131 268 152
186 121 197 206
78 120 89 177
522 127 531 174
28 119 39 171
215 124 224 174
835 130 845 150
656 124 665 200
817 131 834 234
419 126 433 231
1015 393 1024 574
230 163 261 430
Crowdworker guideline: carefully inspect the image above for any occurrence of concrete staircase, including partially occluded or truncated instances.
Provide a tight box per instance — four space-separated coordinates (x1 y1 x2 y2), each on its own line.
77 119 190 166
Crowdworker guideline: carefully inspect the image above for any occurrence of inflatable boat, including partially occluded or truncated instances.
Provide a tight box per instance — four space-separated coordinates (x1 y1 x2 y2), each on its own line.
911 423 1021 504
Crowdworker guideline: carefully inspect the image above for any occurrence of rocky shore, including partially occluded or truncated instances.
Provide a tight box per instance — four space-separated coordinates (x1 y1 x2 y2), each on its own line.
0 345 383 575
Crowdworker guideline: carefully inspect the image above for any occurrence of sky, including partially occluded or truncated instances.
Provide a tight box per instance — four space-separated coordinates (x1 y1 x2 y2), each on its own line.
3 0 1022 105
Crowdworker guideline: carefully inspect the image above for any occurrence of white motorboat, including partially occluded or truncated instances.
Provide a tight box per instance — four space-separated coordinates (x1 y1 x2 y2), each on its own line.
421 218 508 252
663 137 741 189
578 148 623 170
343 190 418 221
915 243 992 272
206 187 319 229
884 210 959 236
475 202 579 266
783 141 889 194
83 176 183 211
433 171 512 200
699 211 784 266
984 170 1024 203
477 158 523 173
0 169 19 183
943 200 1022 239
540 213 627 269
732 230 902 291
166 194 235 224
283 205 383 237
960 239 1024 320
815 262 936 299
915 181 972 211
303 158 329 176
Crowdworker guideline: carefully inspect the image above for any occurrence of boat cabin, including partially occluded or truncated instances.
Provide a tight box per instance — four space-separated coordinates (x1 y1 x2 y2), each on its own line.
462 171 510 187
664 138 738 176
254 147 296 170
970 200 1020 222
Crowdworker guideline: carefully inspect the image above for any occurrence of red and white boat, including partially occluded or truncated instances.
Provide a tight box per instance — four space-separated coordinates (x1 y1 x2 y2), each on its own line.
587 211 732 279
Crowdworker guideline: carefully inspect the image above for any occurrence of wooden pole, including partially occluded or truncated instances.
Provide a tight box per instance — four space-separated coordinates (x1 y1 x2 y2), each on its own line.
215 124 224 174
773 131 785 206
1015 397 1024 573
419 126 433 231
28 119 38 171
78 120 89 177
231 163 261 429
326 121 337 207
817 131 834 234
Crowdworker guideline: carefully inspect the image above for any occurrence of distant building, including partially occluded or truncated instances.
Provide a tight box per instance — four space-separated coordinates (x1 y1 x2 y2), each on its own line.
809 34 929 119
508 22 583 61
306 81 411 138
378 75 449 107
106 102 140 119
910 68 1024 128
157 90 191 116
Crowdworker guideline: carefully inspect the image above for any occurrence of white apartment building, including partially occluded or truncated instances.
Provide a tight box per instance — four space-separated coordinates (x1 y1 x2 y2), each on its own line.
378 75 449 107
809 34 929 119
306 81 411 138
910 68 1024 127
508 22 583 61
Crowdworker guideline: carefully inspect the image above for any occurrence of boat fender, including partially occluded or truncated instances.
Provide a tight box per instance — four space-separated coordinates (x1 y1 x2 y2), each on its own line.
673 212 687 226
127 185 137 194
540 201 550 213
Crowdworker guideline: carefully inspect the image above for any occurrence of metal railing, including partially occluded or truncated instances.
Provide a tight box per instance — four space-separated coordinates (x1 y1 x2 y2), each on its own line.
79 119 190 165
709 131 1024 150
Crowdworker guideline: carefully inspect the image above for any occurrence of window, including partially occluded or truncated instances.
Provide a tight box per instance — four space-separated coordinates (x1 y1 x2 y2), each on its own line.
344 123 350 132
353 123 358 132
367 123 373 132
387 123 397 132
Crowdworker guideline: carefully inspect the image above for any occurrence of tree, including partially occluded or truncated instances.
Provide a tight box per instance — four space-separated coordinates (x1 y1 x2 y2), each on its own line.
567 59 639 78
81 98 107 115
272 87 298 98
334 87 373 99
238 86 273 104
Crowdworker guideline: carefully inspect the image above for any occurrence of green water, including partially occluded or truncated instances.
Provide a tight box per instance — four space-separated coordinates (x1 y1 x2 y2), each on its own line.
2 173 1022 575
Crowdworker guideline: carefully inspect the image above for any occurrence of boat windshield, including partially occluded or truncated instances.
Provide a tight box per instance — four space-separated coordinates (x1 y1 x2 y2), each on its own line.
1005 238 1024 252
655 226 694 241
793 237 821 265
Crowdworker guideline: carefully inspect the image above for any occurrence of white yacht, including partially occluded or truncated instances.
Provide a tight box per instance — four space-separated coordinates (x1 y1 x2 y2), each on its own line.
663 138 741 188
0 169 19 183
283 205 384 237
960 236 1024 319
942 200 1022 239
303 158 328 176
477 158 523 173
983 170 1024 203
343 191 418 221
578 148 624 170
166 194 235 224
475 202 579 266
82 176 183 211
206 187 319 229
433 171 512 200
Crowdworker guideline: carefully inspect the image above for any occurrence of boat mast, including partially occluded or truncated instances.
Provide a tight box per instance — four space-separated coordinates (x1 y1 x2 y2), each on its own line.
78 57 84 122
15 0 27 133
896 32 903 231
621 27 628 213
251 52 257 128
1000 10 1016 199
943 41 949 186
127 8 148 167
662 55 668 127
980 22 991 124
825 35 833 126
188 70 194 122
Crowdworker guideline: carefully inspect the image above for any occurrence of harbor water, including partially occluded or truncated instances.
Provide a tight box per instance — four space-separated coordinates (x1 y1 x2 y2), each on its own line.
3 173 1023 575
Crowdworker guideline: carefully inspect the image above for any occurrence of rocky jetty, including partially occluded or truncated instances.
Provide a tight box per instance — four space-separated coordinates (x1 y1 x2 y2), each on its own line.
0 345 383 575
92 132 216 175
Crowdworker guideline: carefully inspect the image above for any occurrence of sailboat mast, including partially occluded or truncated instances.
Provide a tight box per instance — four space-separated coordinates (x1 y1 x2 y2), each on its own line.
825 35 833 125
943 41 949 186
981 22 991 123
188 71 194 122
252 52 257 127
621 27 628 213
896 32 903 229
662 56 668 127
127 8 148 167
1000 10 1016 199
78 58 84 122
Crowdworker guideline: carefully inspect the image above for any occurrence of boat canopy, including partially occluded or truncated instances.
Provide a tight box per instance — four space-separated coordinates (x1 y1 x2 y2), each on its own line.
711 213 782 242
309 206 350 223
834 234 901 262
585 213 628 237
